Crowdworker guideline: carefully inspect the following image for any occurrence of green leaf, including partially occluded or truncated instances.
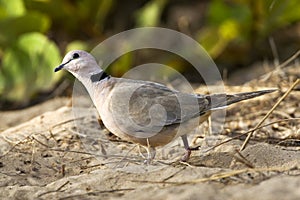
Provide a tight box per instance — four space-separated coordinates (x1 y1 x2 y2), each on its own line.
0 12 50 47
265 0 300 32
0 0 25 19
1 32 61 102
135 0 167 27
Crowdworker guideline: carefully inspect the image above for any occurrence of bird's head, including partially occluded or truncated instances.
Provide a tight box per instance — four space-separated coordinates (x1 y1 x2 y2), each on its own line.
54 50 100 75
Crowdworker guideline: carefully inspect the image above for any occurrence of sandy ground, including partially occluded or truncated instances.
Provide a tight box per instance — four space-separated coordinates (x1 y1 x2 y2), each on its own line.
0 64 299 199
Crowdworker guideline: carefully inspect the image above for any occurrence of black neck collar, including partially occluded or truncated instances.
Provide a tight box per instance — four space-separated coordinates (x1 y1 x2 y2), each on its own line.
90 71 111 82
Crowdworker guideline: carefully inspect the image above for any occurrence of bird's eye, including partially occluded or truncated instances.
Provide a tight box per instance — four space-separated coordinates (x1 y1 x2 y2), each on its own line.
73 53 80 59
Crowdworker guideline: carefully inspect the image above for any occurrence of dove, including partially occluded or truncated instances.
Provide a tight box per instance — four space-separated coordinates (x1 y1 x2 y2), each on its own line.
54 50 275 163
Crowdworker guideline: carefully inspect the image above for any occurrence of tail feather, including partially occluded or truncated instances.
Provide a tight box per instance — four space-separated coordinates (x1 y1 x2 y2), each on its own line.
204 89 276 110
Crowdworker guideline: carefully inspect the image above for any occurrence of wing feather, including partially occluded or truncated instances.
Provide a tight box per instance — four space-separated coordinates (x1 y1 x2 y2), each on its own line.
108 78 209 129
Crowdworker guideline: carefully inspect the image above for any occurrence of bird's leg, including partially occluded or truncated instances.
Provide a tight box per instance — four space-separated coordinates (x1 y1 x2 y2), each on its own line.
139 139 156 164
144 138 156 164
181 135 200 162
138 146 156 164
138 145 147 159
208 116 212 135
144 146 156 165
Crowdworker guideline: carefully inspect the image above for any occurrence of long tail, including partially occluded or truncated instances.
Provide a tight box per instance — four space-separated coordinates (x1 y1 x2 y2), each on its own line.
203 89 276 110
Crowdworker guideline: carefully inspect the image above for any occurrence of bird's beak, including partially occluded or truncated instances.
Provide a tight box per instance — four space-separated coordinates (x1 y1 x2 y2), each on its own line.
54 58 74 72
54 64 64 72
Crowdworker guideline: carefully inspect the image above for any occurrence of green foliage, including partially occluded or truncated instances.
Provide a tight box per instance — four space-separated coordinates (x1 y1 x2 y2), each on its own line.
260 0 300 35
0 12 50 47
135 0 168 27
197 0 300 58
23 0 115 36
66 41 90 54
0 33 61 102
0 0 50 47
0 0 25 17
0 0 61 103
0 0 120 105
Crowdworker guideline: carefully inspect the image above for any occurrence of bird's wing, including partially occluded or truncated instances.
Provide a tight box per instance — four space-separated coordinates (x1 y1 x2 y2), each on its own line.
104 78 275 134
107 78 210 129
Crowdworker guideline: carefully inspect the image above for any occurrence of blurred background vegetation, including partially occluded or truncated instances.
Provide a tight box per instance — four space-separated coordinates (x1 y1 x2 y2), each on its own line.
0 0 299 109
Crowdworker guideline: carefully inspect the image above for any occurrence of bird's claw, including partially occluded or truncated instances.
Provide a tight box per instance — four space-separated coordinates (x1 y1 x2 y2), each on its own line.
181 146 201 162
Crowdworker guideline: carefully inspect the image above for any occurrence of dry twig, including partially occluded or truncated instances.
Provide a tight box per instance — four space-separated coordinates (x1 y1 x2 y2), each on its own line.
131 166 296 185
240 79 300 151
37 181 70 197
261 49 300 81
202 117 300 153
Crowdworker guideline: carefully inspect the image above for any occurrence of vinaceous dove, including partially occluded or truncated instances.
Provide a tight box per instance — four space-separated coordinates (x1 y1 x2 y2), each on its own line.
54 50 275 163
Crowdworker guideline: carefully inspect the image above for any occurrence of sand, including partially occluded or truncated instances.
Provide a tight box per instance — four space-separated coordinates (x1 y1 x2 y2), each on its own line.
0 64 299 200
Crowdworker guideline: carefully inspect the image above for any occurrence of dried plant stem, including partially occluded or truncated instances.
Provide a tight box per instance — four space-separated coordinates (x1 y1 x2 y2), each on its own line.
240 78 300 151
132 166 294 185
262 49 300 81
202 117 300 153
276 49 300 69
